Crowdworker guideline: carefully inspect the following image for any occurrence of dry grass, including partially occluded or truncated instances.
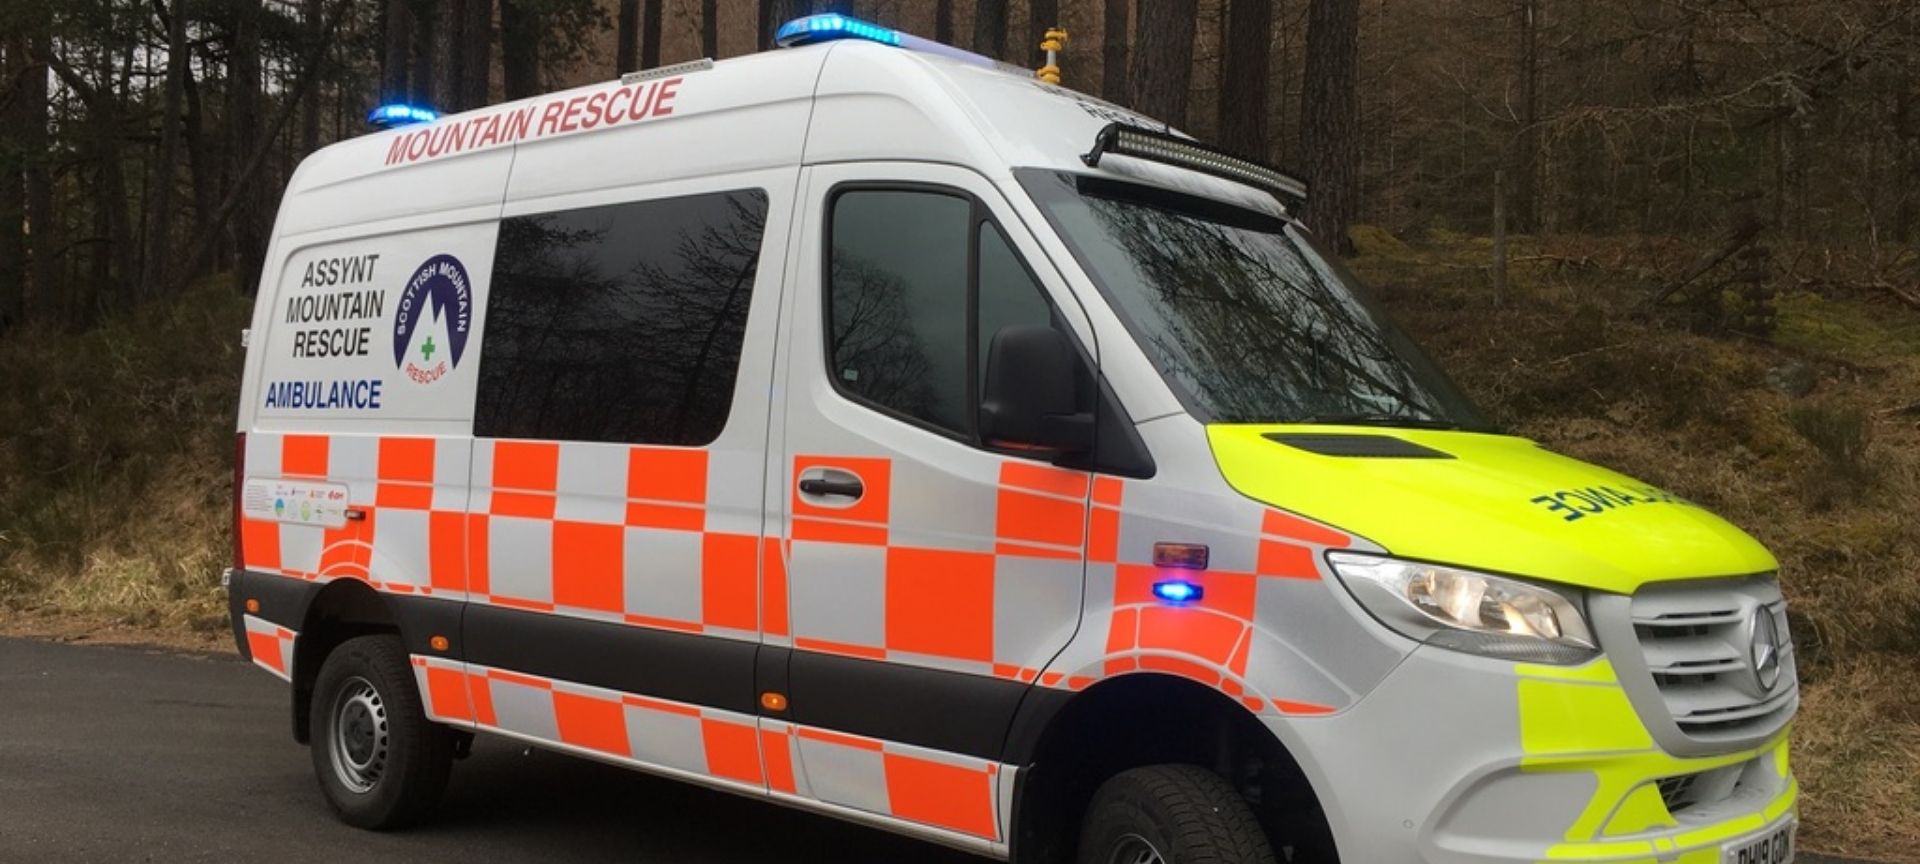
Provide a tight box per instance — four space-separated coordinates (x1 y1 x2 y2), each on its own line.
0 280 247 634
1354 227 1920 859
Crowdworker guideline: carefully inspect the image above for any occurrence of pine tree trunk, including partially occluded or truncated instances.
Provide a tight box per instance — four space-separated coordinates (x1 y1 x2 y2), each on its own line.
143 0 190 299
974 0 1008 60
382 0 413 103
460 0 491 109
301 0 324 145
617 0 639 73
500 0 541 99
50 48 135 313
1299 0 1358 254
436 0 462 109
22 29 54 319
1896 82 1915 243
1217 0 1271 159
0 42 26 327
409 0 436 103
702 0 718 58
229 0 269 295
1510 0 1539 233
934 0 953 44
759 0 805 51
1028 0 1059 67
1129 0 1197 126
183 57 214 251
1101 0 1129 104
641 0 663 68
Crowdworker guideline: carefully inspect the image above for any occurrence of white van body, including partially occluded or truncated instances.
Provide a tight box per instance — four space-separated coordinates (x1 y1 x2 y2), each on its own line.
229 23 1799 864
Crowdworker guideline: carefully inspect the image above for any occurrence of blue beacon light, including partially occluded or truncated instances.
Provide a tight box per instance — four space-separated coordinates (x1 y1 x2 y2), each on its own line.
1152 580 1204 604
772 13 998 68
367 103 440 129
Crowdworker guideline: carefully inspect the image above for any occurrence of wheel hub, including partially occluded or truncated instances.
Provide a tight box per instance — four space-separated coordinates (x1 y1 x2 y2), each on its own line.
1110 833 1167 864
330 677 389 794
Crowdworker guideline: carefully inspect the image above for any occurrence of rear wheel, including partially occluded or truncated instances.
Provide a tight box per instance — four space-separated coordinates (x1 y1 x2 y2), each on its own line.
1077 765 1277 864
309 634 453 829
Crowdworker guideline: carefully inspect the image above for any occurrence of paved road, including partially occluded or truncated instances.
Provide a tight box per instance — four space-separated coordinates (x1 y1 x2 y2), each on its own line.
0 637 1874 864
0 637 982 863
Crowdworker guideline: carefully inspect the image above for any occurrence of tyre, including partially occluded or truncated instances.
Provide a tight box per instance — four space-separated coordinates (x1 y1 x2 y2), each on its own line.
308 634 454 829
1077 764 1277 864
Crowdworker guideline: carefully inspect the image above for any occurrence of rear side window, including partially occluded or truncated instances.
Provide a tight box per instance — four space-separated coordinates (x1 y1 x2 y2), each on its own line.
476 188 769 445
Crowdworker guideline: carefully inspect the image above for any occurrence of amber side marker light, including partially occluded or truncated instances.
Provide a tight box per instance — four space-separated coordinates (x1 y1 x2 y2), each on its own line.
760 692 789 712
1152 542 1211 571
244 598 260 614
430 635 450 652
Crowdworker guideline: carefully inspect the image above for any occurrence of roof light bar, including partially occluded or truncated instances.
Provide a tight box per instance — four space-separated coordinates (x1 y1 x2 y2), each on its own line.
1081 122 1309 207
367 103 439 128
777 13 901 46
774 13 998 68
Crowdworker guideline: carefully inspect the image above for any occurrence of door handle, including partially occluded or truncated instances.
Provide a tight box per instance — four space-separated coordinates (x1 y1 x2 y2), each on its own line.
798 476 865 499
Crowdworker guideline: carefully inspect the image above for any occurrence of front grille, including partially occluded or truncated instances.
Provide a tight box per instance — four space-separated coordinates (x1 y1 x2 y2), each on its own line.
1627 578 1796 747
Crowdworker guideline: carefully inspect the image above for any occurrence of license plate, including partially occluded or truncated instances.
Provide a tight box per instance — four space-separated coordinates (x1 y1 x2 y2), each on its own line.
1722 820 1794 864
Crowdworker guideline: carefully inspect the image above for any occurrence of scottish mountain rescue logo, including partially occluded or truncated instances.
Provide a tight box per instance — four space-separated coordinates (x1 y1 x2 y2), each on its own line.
393 254 472 385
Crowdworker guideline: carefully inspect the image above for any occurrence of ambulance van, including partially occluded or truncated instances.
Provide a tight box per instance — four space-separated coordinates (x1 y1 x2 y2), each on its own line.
226 14 1799 864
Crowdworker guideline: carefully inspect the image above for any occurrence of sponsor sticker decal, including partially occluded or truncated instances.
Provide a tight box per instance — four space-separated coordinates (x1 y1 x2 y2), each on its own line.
242 478 350 528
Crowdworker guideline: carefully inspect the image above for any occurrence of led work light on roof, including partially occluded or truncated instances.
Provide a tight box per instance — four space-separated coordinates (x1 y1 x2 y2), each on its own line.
774 13 999 68
1081 122 1310 208
367 103 439 129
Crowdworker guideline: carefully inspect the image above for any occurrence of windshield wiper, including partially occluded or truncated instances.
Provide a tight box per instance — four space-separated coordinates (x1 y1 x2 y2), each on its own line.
1293 413 1465 431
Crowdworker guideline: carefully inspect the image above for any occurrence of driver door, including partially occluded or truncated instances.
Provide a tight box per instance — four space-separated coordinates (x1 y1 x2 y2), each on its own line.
765 162 1099 843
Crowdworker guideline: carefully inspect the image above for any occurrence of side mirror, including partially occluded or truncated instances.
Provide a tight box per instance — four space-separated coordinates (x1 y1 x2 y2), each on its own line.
980 324 1094 454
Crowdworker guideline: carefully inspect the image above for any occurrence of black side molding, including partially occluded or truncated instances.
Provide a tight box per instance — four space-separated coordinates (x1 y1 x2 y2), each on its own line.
464 603 761 716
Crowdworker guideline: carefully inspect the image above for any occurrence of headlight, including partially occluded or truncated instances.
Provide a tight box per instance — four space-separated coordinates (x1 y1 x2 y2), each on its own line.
1327 552 1598 664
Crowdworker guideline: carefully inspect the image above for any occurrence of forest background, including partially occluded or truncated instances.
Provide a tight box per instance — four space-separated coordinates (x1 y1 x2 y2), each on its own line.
1 0 1917 857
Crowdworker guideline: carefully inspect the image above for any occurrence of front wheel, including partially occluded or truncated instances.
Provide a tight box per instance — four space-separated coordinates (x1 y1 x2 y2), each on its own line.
309 634 453 829
1077 764 1277 864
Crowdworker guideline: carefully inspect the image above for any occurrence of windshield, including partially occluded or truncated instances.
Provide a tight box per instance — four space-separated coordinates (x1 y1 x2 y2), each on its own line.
1018 169 1490 430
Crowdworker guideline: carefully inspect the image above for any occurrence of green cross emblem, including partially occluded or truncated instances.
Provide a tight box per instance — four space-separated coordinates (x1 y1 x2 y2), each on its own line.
420 336 437 361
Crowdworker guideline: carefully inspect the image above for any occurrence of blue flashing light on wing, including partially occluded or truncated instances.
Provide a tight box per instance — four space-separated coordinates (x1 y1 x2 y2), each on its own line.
1151 580 1204 604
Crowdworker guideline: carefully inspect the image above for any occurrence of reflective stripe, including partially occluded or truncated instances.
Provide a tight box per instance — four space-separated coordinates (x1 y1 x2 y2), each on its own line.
242 614 295 681
425 658 1006 841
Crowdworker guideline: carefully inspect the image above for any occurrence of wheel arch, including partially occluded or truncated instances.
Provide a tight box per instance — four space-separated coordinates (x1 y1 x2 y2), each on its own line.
291 579 401 743
1005 672 1338 864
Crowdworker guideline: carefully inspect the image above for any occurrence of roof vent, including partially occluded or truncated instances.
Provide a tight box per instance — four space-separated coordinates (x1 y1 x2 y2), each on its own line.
1263 433 1453 459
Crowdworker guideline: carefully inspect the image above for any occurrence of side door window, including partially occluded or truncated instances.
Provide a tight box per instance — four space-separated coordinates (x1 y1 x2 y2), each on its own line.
777 177 1095 842
463 188 777 786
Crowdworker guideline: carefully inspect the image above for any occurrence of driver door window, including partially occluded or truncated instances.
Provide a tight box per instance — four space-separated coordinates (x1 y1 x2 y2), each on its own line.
825 187 1067 446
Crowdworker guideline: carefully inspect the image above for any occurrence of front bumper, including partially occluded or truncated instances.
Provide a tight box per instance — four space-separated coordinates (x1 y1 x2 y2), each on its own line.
1277 644 1797 863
